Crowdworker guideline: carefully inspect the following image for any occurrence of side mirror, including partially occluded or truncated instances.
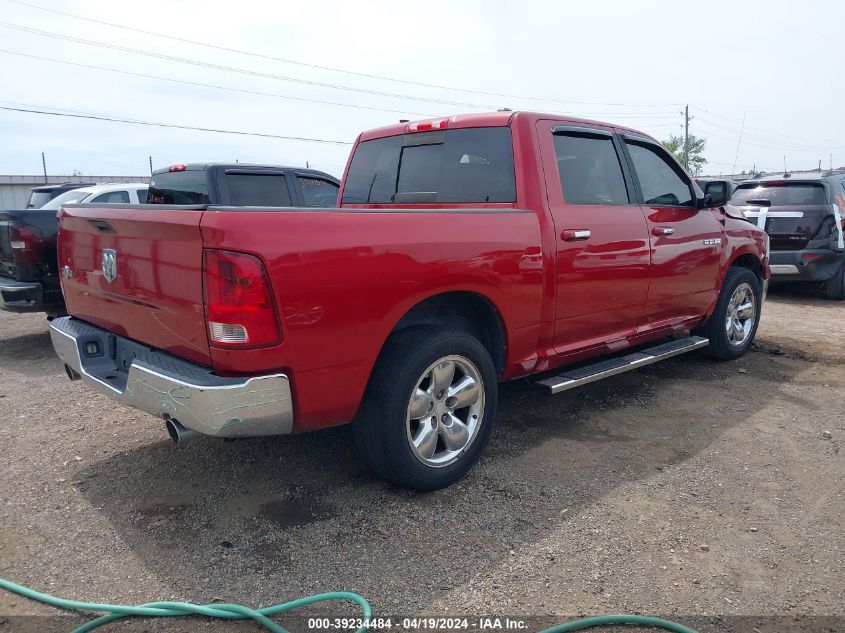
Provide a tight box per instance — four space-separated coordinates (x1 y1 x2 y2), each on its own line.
699 180 730 208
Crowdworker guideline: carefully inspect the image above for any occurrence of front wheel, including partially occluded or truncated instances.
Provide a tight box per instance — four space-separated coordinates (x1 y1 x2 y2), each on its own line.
354 327 497 491
696 267 762 360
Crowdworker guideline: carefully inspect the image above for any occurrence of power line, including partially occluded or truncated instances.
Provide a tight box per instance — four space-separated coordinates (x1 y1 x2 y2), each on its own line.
0 104 354 144
0 49 437 118
695 113 832 149
0 20 686 119
0 49 680 123
731 112 746 175
2 0 685 109
0 21 493 109
689 105 843 145
696 118 845 152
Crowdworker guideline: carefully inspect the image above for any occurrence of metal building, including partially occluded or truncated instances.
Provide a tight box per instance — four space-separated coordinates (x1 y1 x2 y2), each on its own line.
0 174 149 210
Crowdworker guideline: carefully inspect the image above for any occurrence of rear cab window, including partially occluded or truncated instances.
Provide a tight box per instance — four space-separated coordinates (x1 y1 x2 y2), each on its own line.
731 183 828 206
147 171 211 204
341 127 516 204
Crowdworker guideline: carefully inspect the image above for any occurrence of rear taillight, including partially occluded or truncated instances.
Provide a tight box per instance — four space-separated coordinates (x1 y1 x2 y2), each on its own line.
203 249 281 349
9 225 42 266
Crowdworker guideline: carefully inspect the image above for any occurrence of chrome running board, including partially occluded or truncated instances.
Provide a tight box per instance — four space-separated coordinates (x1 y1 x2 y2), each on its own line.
536 336 710 395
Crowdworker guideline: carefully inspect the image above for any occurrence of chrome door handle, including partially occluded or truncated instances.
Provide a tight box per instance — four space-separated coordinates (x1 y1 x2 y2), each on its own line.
652 226 675 236
561 229 591 241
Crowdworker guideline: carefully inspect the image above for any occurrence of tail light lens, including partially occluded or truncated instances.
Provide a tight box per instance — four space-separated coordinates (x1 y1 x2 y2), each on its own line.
9 225 42 266
203 249 281 349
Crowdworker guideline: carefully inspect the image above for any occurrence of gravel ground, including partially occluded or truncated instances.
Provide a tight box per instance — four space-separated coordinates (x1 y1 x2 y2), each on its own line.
0 285 843 632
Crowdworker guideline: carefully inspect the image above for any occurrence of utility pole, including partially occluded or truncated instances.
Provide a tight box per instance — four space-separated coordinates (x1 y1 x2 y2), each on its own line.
149 155 153 175
306 161 310 169
41 152 47 182
683 104 690 172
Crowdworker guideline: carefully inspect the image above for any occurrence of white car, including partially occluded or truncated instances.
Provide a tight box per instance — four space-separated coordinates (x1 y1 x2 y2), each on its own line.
40 183 149 209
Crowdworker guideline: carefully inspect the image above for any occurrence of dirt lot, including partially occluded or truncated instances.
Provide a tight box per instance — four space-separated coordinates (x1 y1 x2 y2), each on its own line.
1 286 843 632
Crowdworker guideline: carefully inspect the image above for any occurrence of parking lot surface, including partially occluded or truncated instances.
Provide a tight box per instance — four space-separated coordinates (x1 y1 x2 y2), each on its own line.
1 286 843 632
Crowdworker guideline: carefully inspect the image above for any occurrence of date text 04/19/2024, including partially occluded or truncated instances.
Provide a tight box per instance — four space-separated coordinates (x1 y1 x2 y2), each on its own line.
307 618 528 630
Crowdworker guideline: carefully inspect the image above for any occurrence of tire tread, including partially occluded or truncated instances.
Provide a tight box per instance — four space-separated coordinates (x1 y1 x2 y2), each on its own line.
823 262 845 300
696 267 762 360
354 326 496 491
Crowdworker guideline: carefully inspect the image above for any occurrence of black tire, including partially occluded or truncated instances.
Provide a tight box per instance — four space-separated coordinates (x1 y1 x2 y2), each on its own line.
696 267 762 360
823 261 845 300
354 327 497 491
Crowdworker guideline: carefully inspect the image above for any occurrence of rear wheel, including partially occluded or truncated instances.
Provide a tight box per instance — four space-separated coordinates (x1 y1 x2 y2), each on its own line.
823 261 845 300
354 327 497 491
696 267 762 360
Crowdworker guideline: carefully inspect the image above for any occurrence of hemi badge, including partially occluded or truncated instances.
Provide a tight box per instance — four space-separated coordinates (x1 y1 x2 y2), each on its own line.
703 238 722 246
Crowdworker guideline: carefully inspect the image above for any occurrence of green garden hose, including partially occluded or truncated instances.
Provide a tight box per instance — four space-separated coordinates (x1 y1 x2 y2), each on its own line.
0 576 696 633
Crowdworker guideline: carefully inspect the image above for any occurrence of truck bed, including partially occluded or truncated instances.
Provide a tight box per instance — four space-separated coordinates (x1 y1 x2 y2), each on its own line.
58 203 544 427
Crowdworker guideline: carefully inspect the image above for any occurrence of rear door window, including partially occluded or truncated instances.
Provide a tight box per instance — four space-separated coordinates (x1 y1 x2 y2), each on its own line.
625 141 694 206
134 188 148 203
298 176 339 207
147 171 211 204
730 183 827 206
342 127 516 204
224 173 292 206
553 131 629 205
90 190 130 203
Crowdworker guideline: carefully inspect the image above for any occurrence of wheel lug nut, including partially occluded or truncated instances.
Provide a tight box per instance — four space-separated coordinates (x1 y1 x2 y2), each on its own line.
430 418 437 428
441 414 449 423
437 390 445 399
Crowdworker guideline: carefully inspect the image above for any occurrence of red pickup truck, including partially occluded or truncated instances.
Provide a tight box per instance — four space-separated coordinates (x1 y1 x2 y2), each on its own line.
50 111 770 490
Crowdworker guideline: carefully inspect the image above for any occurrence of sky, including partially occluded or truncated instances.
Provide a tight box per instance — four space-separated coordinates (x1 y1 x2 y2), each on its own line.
1 0 843 179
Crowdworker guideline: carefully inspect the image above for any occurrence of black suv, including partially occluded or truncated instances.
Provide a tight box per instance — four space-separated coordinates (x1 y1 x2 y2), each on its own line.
730 171 845 299
146 163 340 207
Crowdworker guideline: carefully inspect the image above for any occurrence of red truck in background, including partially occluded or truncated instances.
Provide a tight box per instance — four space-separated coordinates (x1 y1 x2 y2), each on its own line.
50 111 770 490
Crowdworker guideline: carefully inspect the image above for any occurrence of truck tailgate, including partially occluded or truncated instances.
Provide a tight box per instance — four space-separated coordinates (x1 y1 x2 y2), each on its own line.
59 205 211 366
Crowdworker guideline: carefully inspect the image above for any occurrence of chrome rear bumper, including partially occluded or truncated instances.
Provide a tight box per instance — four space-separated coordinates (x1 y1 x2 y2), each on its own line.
50 317 293 437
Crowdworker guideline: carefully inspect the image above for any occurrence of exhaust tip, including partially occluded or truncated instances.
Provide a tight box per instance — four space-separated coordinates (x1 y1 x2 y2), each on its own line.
64 364 81 381
165 418 180 442
165 418 201 444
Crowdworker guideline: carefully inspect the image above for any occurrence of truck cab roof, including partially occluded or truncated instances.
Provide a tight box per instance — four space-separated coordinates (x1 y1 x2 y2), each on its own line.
152 163 338 181
358 111 656 143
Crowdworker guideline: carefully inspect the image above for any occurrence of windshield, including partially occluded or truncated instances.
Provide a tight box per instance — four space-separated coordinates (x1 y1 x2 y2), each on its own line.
730 182 827 206
40 188 93 210
342 127 516 204
27 191 54 208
